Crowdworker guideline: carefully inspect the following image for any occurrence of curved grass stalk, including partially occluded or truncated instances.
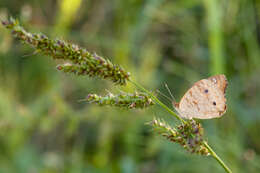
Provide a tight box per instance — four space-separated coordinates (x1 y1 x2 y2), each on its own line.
204 141 232 173
130 80 185 123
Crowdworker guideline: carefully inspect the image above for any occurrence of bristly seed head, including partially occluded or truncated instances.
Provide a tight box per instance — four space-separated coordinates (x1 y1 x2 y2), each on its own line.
2 17 131 85
83 91 155 109
150 118 210 156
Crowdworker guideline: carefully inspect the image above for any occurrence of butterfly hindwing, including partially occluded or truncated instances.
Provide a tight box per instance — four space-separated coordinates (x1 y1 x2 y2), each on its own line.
175 74 227 119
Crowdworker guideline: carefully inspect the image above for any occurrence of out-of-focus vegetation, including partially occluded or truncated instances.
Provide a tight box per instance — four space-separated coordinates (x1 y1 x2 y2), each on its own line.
0 0 260 172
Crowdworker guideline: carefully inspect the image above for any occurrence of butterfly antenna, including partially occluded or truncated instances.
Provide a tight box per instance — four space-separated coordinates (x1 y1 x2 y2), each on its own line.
164 83 181 114
164 83 176 103
156 89 172 103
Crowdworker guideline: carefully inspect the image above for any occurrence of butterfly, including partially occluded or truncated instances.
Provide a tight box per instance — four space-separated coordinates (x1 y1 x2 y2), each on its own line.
174 74 228 119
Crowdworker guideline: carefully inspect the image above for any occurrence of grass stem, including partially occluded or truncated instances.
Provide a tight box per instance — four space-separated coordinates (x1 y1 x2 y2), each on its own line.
204 141 232 173
130 80 185 123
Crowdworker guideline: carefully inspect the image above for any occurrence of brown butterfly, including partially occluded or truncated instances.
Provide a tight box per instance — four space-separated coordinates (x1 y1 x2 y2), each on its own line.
174 74 228 119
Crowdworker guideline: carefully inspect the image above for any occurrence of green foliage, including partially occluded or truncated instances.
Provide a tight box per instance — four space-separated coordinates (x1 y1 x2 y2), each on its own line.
0 0 260 173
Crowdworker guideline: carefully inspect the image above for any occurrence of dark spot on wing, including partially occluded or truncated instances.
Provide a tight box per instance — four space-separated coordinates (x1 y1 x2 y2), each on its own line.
213 101 216 106
204 89 208 93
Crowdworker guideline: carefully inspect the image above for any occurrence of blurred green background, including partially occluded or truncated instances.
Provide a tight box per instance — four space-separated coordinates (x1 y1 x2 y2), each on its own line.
0 0 260 172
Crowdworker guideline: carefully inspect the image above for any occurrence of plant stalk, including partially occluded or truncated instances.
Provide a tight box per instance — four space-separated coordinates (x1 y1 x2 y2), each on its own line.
203 141 232 173
130 80 185 123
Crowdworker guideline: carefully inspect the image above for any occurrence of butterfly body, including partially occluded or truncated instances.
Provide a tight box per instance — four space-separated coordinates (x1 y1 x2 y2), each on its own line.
174 74 228 119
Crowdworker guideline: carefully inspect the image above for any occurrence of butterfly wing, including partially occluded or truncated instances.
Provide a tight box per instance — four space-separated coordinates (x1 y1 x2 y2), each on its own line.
175 74 227 119
208 74 228 94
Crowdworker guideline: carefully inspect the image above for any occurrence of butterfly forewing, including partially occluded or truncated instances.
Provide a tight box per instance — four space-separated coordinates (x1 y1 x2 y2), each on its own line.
175 74 227 119
208 74 228 94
